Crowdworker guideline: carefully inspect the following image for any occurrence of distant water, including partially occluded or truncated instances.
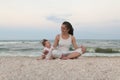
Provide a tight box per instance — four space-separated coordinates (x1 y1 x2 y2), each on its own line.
0 40 120 57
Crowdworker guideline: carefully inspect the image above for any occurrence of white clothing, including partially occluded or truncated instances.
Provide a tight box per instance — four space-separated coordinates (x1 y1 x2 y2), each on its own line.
52 34 82 58
58 34 72 51
42 46 53 59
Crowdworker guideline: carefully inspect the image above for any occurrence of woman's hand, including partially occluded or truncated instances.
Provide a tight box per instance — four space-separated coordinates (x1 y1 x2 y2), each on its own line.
80 45 86 54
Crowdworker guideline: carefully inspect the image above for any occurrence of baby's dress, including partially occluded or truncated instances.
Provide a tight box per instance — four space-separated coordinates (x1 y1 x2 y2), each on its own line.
43 46 53 59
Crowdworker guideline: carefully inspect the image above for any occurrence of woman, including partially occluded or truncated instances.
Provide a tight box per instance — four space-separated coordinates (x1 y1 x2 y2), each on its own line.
53 21 86 59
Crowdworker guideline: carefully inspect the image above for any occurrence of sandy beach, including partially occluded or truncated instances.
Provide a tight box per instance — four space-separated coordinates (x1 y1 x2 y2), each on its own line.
0 56 120 80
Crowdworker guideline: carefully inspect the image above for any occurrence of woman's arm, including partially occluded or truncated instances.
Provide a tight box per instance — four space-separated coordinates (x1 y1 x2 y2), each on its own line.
53 34 60 48
72 36 86 53
71 36 78 49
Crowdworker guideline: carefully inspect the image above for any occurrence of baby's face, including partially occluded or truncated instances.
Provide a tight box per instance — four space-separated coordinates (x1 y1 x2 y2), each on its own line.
45 41 51 48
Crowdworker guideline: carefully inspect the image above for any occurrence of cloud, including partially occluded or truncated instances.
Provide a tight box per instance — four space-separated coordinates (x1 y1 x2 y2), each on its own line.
46 16 65 23
46 14 72 23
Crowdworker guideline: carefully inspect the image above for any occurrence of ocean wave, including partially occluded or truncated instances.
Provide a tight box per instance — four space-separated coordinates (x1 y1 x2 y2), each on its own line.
86 47 120 53
0 42 21 45
0 41 40 45
0 48 10 51
0 40 120 57
11 48 40 52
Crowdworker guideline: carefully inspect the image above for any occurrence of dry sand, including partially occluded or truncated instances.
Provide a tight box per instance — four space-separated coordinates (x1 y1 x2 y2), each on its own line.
0 56 120 80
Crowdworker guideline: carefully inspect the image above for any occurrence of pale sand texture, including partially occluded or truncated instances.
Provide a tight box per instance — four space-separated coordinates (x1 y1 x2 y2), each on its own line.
0 57 120 80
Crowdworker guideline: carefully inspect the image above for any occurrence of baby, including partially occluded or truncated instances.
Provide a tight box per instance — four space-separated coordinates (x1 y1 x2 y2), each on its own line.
37 39 66 60
37 39 54 60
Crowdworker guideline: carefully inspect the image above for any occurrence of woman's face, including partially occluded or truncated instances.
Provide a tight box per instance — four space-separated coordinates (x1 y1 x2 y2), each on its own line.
61 24 69 34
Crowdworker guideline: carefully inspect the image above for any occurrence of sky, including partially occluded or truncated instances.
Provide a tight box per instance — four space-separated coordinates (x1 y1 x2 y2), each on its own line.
0 0 120 40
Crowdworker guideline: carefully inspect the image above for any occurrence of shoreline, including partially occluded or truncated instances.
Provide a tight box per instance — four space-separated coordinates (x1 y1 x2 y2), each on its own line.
0 56 120 57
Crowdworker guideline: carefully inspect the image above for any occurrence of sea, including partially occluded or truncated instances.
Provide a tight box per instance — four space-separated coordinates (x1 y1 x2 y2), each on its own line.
0 39 120 57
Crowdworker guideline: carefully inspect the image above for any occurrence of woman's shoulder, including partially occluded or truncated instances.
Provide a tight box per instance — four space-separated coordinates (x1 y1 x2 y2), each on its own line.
70 35 75 38
70 35 76 41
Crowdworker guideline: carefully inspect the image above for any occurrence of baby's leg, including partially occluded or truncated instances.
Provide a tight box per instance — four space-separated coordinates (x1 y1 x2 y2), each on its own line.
45 56 53 60
50 54 56 59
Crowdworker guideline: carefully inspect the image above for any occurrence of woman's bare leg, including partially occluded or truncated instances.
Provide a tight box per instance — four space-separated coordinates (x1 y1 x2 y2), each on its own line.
67 52 81 59
64 52 81 59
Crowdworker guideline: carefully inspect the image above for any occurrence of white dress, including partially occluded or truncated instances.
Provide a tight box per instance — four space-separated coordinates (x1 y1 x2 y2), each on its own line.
52 34 82 58
42 46 53 59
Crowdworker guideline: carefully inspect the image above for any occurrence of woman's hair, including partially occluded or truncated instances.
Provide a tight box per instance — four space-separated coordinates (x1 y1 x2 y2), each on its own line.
41 39 48 46
62 21 74 35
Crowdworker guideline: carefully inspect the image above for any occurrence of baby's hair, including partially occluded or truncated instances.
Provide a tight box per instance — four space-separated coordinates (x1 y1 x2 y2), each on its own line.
41 39 48 46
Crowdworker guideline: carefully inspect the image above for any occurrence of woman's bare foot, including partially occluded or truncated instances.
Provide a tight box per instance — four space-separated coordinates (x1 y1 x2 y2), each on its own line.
59 54 67 60
61 56 69 60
